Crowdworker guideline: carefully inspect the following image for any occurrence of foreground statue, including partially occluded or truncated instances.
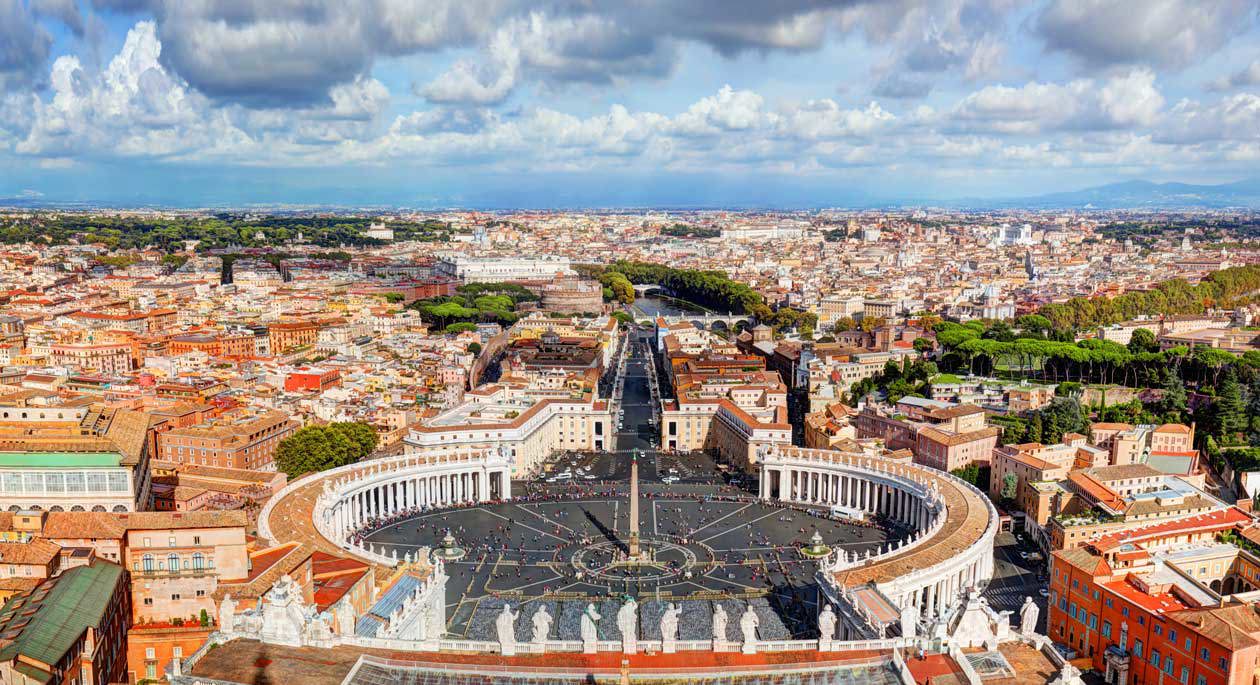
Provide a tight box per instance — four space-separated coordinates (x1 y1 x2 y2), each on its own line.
531 605 552 645
740 606 760 654
581 603 602 654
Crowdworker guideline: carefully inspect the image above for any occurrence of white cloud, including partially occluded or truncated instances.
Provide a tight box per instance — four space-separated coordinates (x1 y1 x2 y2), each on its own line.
1156 93 1260 144
949 69 1164 135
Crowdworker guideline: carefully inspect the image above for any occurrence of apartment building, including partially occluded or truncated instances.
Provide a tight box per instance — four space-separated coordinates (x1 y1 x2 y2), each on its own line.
156 409 298 471
0 560 131 685
854 398 999 472
119 510 249 624
1049 508 1259 685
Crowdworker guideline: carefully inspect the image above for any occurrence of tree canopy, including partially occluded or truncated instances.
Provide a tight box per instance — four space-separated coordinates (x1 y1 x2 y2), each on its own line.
274 422 379 477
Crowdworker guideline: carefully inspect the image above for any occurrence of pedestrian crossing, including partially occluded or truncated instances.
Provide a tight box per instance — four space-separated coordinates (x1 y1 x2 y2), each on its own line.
981 585 1035 611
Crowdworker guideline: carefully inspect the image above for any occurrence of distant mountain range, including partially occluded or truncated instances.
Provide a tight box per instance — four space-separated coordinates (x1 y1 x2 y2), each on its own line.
5 178 1260 211
975 178 1260 210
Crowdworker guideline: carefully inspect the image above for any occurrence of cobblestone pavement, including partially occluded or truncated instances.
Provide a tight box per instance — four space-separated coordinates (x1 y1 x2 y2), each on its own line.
361 489 899 639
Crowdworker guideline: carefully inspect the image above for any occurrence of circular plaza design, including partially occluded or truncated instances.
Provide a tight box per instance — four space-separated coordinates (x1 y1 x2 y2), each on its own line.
355 493 897 638
245 441 998 683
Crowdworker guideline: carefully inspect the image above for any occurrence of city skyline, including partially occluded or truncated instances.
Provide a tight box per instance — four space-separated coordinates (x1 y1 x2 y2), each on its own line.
3 1 1260 206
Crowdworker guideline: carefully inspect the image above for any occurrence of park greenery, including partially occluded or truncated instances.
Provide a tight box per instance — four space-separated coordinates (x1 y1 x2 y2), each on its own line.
925 281 1260 467
405 282 538 331
1033 264 1260 331
848 357 938 404
577 260 818 335
3 214 453 251
659 223 720 239
274 422 378 477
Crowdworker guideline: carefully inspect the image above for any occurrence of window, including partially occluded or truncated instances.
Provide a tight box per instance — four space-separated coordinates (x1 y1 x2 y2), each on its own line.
171 593 181 600
167 553 179 571
1102 621 1112 638
1151 651 1160 667
1122 607 1130 617
1165 657 1174 675
146 648 156 659
1169 629 1177 642
143 598 153 606
1134 640 1143 658
174 647 183 658
142 554 154 572
1219 657 1227 669
1201 648 1210 661
192 552 204 570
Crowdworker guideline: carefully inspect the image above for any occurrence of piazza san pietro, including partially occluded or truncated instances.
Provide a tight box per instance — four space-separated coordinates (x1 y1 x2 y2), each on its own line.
3 1 1260 685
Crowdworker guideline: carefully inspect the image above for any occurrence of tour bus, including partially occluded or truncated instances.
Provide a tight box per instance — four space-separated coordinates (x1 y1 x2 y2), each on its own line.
830 504 865 522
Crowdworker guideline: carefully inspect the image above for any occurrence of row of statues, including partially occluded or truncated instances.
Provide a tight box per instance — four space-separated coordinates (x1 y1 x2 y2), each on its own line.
495 599 761 654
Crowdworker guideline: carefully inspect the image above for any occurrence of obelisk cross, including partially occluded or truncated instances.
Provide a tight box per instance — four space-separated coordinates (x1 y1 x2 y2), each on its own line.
628 449 641 558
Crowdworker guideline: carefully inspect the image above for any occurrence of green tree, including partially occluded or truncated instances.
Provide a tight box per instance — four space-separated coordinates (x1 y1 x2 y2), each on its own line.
1127 328 1158 354
274 423 377 478
1161 372 1188 421
1000 473 1018 500
1027 413 1044 444
1218 368 1247 439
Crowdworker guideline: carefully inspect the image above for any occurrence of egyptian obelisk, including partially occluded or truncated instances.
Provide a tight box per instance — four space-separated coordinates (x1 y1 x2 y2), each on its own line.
628 450 641 558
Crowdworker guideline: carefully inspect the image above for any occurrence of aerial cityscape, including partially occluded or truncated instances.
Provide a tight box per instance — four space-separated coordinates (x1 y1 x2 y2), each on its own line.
1 2 1260 685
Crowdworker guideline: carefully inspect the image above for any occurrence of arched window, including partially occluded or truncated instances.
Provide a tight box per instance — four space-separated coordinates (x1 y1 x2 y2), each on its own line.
167 553 179 572
192 553 205 570
142 554 154 572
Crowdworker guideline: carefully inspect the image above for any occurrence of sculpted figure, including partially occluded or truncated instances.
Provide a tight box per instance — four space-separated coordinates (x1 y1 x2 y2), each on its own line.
496 604 519 655
531 605 552 644
218 594 237 633
818 604 837 643
740 606 760 653
581 603 602 644
617 598 638 653
1019 596 1040 637
660 602 681 652
712 604 728 642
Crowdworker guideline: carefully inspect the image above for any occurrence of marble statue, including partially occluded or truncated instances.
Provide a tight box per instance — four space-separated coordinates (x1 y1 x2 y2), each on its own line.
496 604 519 656
818 604 837 647
531 605 552 644
660 603 681 653
712 604 728 645
581 603 602 653
617 598 638 653
899 600 918 638
740 606 760 654
260 575 310 646
218 594 237 633
1019 596 1039 637
336 604 356 636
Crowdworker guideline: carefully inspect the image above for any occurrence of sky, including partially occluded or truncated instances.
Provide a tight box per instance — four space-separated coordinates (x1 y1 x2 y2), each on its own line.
1 0 1260 208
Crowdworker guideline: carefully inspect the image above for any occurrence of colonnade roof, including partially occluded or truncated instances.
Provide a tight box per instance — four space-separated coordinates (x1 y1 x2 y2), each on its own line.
769 447 993 587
